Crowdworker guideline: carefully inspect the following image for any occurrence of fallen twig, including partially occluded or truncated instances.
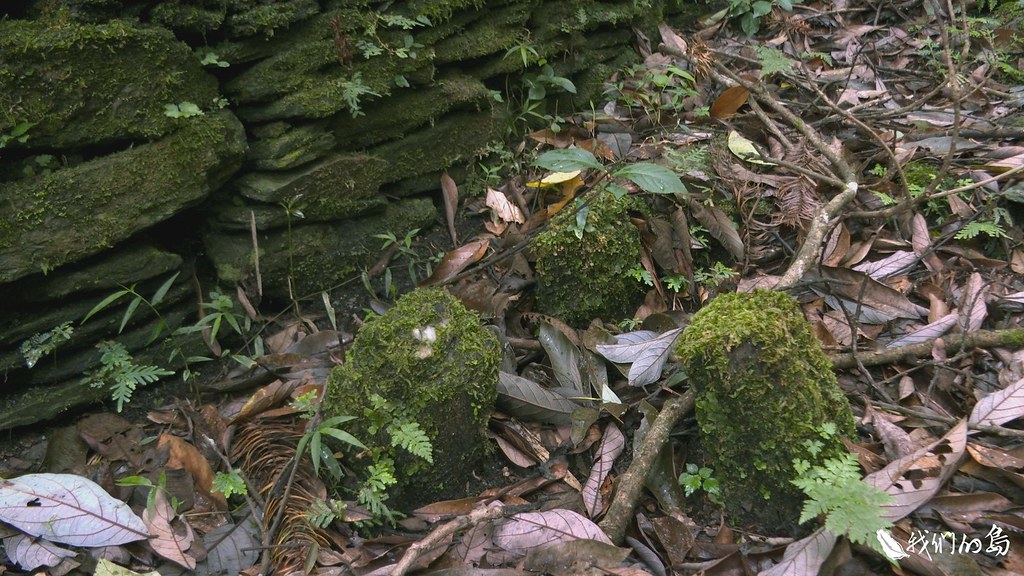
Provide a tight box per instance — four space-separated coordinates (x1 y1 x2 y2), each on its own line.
828 327 1024 370
599 390 694 544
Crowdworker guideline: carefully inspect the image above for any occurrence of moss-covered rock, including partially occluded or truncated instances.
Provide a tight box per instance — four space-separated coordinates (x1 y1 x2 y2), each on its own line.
675 290 856 535
369 108 503 188
329 73 494 149
204 197 437 298
247 122 336 171
531 191 645 326
0 110 246 283
322 288 500 509
0 18 220 150
231 153 389 224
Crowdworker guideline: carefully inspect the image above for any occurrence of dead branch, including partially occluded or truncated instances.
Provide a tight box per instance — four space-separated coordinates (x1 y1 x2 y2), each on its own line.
599 390 694 544
391 503 525 576
828 327 1024 370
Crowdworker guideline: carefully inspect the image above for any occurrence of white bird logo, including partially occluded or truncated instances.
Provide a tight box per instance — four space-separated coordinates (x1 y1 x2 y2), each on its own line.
876 529 909 562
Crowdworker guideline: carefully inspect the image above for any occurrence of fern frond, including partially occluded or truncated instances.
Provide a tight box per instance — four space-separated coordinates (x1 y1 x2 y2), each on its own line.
390 421 434 463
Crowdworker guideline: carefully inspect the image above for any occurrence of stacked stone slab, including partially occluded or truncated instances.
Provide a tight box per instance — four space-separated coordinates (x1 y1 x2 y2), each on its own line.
0 0 682 429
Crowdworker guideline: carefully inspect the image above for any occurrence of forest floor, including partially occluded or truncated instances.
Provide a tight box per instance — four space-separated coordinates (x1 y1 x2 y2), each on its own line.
4 1 1024 575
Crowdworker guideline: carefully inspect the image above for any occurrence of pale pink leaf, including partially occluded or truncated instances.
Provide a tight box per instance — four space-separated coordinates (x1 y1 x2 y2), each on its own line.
583 424 626 517
970 377 1024 427
486 187 525 224
497 371 578 425
852 250 918 280
3 534 76 571
142 490 196 570
757 528 836 576
864 420 967 522
494 509 612 553
0 473 149 546
960 272 988 332
595 328 682 387
885 313 957 349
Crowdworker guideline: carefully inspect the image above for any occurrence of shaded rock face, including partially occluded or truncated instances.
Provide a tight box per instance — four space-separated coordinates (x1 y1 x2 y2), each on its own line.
0 0 685 428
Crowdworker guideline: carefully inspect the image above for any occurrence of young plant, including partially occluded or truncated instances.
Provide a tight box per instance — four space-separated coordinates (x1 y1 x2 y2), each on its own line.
792 425 893 554
81 341 173 413
679 463 721 500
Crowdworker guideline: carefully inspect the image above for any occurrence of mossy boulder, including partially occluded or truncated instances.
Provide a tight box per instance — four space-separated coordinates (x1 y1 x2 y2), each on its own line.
204 197 437 298
531 191 645 326
0 110 247 283
0 18 220 150
322 288 500 509
675 290 856 535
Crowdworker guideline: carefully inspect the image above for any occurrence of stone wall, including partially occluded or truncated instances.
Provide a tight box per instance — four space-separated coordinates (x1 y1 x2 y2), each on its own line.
0 0 685 429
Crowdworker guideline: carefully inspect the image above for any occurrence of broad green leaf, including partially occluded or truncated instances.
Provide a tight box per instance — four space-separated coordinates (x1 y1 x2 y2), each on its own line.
82 289 130 324
321 427 368 450
613 163 687 194
752 0 773 17
150 272 179 307
310 431 322 476
534 149 603 172
547 75 577 94
118 296 142 334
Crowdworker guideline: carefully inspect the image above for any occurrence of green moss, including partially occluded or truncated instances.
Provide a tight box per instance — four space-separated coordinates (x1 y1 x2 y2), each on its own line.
675 290 856 534
531 191 646 326
322 288 500 508
369 108 503 187
225 0 320 37
0 111 246 283
0 19 220 149
203 198 437 299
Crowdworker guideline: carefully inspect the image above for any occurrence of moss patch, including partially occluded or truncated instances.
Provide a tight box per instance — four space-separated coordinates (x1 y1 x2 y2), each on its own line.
203 197 437 298
0 111 246 283
531 191 646 326
322 288 500 509
675 290 856 535
0 18 220 150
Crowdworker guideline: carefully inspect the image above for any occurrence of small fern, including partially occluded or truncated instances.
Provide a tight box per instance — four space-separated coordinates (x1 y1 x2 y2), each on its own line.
358 456 399 522
306 497 347 529
390 421 434 463
82 341 173 412
792 451 893 553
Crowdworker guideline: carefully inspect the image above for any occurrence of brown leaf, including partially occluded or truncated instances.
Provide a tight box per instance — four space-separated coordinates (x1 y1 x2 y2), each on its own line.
582 424 625 517
970 376 1024 428
158 434 225 510
143 490 196 570
418 238 489 287
709 86 750 118
486 187 525 224
865 419 967 523
440 172 459 246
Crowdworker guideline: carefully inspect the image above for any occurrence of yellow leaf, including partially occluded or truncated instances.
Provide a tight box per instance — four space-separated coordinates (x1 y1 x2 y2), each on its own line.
527 170 583 188
728 130 774 166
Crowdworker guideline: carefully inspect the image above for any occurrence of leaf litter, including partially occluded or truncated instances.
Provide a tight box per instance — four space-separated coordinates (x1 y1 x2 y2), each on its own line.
4 2 1024 575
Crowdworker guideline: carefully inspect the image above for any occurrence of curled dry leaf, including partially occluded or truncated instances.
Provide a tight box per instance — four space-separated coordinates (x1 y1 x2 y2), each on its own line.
143 489 196 570
583 424 625 518
418 238 489 287
486 187 525 224
441 172 459 245
864 420 967 523
757 527 836 576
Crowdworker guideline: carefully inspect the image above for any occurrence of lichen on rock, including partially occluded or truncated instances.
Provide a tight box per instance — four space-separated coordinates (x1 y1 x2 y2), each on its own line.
531 190 646 326
321 288 500 510
675 290 856 535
